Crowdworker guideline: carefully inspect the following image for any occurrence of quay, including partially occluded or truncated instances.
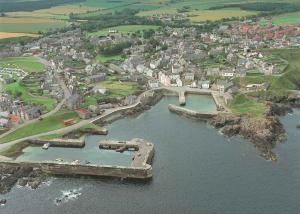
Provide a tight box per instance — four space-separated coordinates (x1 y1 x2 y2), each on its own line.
27 138 85 148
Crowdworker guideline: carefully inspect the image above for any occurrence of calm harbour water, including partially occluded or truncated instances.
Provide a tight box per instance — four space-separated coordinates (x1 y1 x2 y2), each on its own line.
1 96 300 214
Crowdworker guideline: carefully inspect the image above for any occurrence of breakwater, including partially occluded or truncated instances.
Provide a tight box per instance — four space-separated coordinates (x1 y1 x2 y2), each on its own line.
0 160 152 179
168 104 217 119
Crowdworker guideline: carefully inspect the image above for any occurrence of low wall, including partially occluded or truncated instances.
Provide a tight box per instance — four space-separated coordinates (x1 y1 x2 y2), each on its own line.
0 160 152 179
168 104 217 120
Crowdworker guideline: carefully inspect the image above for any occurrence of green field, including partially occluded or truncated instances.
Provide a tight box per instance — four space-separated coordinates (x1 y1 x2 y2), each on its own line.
96 54 124 63
0 57 45 73
87 25 160 37
0 110 80 144
272 12 300 25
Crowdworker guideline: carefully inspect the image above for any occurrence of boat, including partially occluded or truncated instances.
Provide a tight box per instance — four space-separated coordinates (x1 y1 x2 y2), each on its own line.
71 160 80 165
296 124 300 128
42 143 50 150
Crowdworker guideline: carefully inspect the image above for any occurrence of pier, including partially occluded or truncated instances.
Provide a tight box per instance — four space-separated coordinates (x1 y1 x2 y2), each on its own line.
168 104 217 119
99 138 154 168
179 91 186 106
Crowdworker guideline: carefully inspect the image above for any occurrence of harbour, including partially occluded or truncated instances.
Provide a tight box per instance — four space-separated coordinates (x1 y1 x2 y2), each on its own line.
1 97 300 214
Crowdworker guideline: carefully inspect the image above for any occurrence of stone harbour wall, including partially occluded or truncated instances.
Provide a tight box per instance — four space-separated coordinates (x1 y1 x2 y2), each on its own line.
0 161 153 179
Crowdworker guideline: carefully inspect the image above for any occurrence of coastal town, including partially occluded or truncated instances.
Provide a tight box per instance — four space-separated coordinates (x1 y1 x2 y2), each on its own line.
1 20 299 131
1 1 300 210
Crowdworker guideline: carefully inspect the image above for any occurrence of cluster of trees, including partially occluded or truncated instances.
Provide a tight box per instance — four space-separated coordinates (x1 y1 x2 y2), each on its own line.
74 9 163 32
209 2 300 16
99 41 132 56
0 0 85 12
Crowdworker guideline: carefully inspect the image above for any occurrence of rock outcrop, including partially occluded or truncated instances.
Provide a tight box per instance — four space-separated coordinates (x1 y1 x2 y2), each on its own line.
0 164 45 194
210 113 286 160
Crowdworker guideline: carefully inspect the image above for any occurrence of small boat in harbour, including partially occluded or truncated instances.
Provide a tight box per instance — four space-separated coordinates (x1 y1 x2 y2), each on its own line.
296 124 300 128
42 143 50 150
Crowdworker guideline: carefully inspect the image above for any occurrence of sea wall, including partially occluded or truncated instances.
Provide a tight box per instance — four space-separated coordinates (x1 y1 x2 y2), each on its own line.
0 161 153 179
168 104 217 120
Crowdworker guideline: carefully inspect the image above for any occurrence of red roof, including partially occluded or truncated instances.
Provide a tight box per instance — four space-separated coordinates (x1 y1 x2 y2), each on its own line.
9 115 19 123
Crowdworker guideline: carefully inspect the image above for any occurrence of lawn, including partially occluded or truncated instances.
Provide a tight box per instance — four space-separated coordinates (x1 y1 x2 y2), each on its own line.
0 110 80 144
87 25 160 37
229 94 268 117
0 56 45 73
97 79 139 98
96 54 124 63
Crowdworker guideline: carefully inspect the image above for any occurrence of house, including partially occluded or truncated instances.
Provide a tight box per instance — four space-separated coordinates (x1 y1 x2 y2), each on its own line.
92 86 107 95
198 80 210 89
159 72 171 86
76 109 92 119
0 118 10 128
215 80 234 93
184 73 195 81
148 79 159 88
86 73 106 84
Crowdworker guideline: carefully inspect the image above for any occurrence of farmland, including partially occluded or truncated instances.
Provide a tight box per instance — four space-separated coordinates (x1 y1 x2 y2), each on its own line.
1 0 300 38
0 17 65 33
0 32 38 39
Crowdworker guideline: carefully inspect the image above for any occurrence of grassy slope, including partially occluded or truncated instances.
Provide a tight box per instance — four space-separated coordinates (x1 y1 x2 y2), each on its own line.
0 110 80 144
229 93 267 117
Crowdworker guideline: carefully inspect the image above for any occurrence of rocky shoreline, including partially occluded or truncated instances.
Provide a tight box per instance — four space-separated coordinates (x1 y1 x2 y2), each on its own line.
0 163 46 194
209 100 299 161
